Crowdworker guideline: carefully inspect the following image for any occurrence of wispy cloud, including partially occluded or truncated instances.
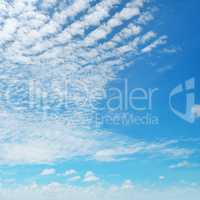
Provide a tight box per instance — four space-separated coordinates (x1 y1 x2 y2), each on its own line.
40 168 56 176
64 169 77 176
169 161 200 169
156 65 174 73
93 140 194 162
69 175 81 182
141 36 168 53
0 109 195 164
169 161 190 169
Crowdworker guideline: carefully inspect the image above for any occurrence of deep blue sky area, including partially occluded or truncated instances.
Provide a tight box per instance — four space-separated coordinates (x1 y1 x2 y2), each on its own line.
101 0 200 140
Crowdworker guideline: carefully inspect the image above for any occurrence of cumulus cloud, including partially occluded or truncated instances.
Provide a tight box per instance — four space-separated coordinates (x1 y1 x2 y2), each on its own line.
83 171 99 183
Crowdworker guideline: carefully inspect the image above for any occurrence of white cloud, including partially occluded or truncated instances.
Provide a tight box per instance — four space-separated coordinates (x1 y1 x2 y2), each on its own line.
116 31 157 54
169 161 200 169
159 176 165 181
85 0 145 44
66 0 122 39
83 171 99 183
93 140 194 162
156 65 174 73
141 31 157 43
0 18 18 43
137 11 154 24
41 0 57 9
93 145 143 162
111 24 142 44
39 0 90 38
169 161 189 169
160 147 193 159
65 169 77 176
121 180 134 189
141 36 168 53
40 168 56 176
69 176 81 182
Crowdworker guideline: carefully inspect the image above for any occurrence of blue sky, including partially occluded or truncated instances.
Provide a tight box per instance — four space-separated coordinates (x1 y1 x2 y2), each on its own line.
0 0 199 199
